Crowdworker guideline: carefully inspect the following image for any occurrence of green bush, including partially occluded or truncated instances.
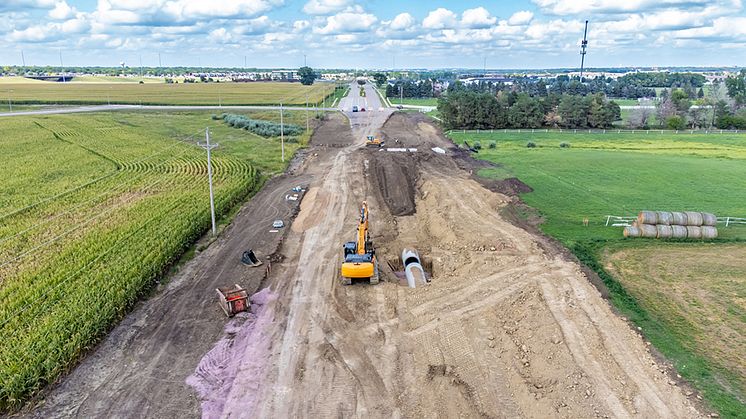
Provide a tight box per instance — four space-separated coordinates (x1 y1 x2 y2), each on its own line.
560 142 571 148
666 115 687 130
488 141 497 149
526 141 537 148
473 141 482 150
221 113 303 137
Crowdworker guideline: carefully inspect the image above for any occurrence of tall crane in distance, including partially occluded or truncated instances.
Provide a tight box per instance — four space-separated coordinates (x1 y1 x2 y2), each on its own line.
579 20 589 82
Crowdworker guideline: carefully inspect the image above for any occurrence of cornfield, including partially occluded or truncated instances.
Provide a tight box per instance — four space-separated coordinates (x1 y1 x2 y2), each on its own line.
0 112 291 409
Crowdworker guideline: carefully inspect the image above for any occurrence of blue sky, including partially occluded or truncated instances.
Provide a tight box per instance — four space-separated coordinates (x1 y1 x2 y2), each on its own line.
1 0 745 69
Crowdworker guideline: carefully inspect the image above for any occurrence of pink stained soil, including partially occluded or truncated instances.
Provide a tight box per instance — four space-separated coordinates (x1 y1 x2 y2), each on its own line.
186 287 277 418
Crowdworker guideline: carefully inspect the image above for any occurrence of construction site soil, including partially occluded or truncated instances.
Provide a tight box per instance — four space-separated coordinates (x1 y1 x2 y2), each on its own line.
22 104 705 418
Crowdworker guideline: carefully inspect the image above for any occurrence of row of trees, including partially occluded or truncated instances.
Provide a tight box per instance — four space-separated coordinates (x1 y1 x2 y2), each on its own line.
625 71 746 130
438 91 620 130
385 80 435 98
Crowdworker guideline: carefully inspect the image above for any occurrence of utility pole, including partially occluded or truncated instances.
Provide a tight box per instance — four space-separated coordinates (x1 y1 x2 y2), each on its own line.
158 52 162 68
305 94 309 131
7 90 12 112
280 103 285 162
59 50 65 83
21 50 25 68
400 84 403 105
579 20 589 82
198 128 219 236
244 55 247 69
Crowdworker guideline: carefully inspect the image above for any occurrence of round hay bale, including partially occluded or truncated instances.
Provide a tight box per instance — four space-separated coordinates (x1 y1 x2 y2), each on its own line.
656 211 673 225
670 212 687 226
701 226 718 239
623 226 641 238
701 212 717 226
686 226 702 239
671 225 688 238
639 224 658 238
638 210 657 225
684 211 703 226
656 225 673 239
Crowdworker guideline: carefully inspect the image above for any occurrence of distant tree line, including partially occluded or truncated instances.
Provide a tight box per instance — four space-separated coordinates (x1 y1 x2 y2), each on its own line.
438 91 620 130
386 80 435 98
447 72 708 100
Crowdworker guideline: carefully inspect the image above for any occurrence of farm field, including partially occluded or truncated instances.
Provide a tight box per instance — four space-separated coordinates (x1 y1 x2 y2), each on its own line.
604 243 746 418
2 81 335 106
0 110 310 409
448 130 746 416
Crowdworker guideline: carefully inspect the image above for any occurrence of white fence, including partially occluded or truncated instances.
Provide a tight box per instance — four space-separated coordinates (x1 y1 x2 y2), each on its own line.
604 215 746 227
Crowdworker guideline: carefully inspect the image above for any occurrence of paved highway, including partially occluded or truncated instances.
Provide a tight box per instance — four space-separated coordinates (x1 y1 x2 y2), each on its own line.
0 104 340 117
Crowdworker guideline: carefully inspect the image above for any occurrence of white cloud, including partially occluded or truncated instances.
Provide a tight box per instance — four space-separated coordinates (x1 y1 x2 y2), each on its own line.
49 1 75 19
0 0 55 12
293 20 310 32
389 12 414 31
532 0 721 15
94 0 283 25
673 16 746 39
423 8 458 29
313 11 377 34
461 7 496 29
508 11 534 26
302 0 351 15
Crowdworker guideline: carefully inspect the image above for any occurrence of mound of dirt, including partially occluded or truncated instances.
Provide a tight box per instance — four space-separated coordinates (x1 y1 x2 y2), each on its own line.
367 152 418 216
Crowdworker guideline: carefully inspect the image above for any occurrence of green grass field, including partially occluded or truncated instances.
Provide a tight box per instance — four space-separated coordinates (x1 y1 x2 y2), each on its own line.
392 97 438 106
1 81 335 106
603 242 746 418
449 130 746 416
450 131 746 243
0 110 309 409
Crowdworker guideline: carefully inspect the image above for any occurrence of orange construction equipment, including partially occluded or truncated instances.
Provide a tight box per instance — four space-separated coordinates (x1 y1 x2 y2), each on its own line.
340 201 379 285
216 284 250 317
365 135 384 148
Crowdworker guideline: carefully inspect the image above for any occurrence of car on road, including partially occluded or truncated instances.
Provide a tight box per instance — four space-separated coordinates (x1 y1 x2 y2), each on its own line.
272 220 284 228
352 106 358 112
396 105 403 110
360 107 366 112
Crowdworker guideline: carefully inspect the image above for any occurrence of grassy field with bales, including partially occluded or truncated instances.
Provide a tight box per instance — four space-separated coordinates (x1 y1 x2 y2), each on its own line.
0 109 311 409
0 80 335 106
448 129 746 417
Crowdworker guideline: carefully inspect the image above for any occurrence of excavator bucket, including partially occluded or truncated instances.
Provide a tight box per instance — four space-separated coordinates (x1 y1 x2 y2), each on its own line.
241 249 262 267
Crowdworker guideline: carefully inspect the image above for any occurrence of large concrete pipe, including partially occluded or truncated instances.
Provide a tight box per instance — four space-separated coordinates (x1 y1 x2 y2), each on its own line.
402 248 427 288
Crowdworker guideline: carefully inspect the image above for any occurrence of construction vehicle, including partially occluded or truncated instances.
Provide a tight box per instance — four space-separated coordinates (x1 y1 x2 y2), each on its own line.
365 135 384 148
341 201 379 285
216 284 249 317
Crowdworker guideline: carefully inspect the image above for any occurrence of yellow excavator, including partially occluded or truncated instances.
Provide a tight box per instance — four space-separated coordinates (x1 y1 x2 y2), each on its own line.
365 135 384 148
341 201 379 285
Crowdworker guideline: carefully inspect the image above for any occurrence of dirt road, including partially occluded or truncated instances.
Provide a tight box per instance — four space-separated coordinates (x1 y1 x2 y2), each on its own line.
25 87 703 417
184 112 703 418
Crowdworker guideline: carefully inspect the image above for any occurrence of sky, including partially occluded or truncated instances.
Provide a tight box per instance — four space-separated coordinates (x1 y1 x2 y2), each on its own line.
1 0 745 69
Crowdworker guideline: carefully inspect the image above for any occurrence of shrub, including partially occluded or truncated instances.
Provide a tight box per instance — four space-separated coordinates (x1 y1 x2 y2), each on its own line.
560 142 571 148
221 113 303 137
526 141 537 148
488 141 497 149
666 115 687 130
473 141 482 150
